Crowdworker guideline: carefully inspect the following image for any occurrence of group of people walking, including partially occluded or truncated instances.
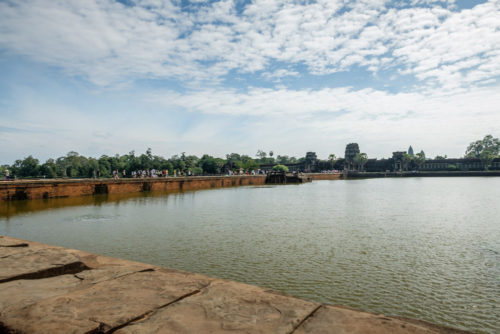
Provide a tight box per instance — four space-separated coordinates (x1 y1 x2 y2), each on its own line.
93 169 196 179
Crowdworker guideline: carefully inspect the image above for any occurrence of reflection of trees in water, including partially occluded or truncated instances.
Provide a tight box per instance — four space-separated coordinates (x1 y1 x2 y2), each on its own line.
0 188 195 219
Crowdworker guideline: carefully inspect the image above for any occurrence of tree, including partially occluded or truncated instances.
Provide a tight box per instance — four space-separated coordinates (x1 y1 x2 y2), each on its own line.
465 135 500 170
40 159 57 178
328 154 337 169
276 155 289 164
240 155 258 170
465 135 500 158
13 156 40 177
200 155 222 174
256 150 267 159
272 164 289 172
401 153 413 171
353 153 368 171
414 151 426 170
226 153 243 170
480 150 496 170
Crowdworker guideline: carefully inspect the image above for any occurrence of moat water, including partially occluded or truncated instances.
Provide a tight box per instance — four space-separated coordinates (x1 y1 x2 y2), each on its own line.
1 178 499 333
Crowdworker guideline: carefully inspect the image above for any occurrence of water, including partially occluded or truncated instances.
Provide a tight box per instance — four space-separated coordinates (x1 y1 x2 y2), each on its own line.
1 178 499 333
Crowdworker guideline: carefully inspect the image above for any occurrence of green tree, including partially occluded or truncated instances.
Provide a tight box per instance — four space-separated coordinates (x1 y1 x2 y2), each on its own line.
465 135 500 158
14 156 40 177
353 153 368 171
414 151 426 170
401 153 413 171
276 155 290 164
40 159 57 178
328 154 337 169
256 150 267 159
226 153 243 170
479 150 496 170
272 164 289 172
200 155 221 174
465 135 500 170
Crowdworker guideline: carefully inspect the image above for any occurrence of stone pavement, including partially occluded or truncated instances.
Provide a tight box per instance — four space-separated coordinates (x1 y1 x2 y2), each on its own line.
0 235 470 334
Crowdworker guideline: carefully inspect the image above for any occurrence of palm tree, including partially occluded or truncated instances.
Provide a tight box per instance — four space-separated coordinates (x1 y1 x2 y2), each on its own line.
328 154 337 169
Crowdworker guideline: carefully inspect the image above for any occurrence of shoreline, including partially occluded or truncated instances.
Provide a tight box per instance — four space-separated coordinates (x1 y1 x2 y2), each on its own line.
0 174 342 202
3 171 499 202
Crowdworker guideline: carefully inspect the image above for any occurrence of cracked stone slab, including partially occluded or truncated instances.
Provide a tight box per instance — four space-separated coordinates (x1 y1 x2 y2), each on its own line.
292 305 468 334
1 269 213 334
0 236 28 247
115 280 320 334
0 274 83 315
0 248 88 283
0 266 153 315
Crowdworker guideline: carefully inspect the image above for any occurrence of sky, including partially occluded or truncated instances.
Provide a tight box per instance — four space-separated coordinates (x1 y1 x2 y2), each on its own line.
0 0 499 164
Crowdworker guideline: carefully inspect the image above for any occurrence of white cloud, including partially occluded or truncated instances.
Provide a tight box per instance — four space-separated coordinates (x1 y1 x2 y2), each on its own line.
0 0 498 89
1 82 499 163
144 84 500 158
1 0 499 163
261 69 300 80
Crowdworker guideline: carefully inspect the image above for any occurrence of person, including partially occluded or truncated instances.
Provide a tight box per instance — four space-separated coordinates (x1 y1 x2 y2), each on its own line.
4 169 9 181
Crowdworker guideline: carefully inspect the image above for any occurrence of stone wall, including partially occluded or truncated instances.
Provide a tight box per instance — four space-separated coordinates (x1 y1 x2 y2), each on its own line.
0 176 267 202
307 173 343 181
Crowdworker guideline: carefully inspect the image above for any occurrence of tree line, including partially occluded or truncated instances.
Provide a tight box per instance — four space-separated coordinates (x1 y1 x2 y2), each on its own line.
0 149 314 179
1 135 498 179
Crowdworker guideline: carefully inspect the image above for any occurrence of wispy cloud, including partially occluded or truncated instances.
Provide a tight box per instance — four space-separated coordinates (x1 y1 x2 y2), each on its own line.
0 0 498 163
0 0 498 88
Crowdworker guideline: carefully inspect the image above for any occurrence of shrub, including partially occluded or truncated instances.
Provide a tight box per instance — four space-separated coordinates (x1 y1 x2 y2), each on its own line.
272 164 289 172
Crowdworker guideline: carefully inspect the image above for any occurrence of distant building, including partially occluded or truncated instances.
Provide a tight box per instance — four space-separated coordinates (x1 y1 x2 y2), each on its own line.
344 143 360 171
304 152 318 172
408 146 414 156
392 151 406 171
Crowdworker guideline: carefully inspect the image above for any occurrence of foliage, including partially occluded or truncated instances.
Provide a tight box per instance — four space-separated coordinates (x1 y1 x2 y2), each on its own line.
200 155 222 174
272 164 289 172
328 154 337 169
414 152 426 169
353 153 368 171
3 148 302 179
465 134 500 158
401 153 413 171
465 134 500 170
256 150 267 159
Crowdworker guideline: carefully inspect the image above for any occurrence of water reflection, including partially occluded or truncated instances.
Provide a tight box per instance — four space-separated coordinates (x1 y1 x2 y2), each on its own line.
0 179 499 333
0 190 187 219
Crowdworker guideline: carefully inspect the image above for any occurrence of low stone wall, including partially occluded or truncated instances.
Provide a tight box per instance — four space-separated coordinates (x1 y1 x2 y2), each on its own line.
0 176 267 201
0 235 471 334
307 173 343 180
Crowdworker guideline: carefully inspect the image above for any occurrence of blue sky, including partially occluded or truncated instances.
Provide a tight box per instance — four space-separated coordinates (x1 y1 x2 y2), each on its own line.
0 0 499 164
